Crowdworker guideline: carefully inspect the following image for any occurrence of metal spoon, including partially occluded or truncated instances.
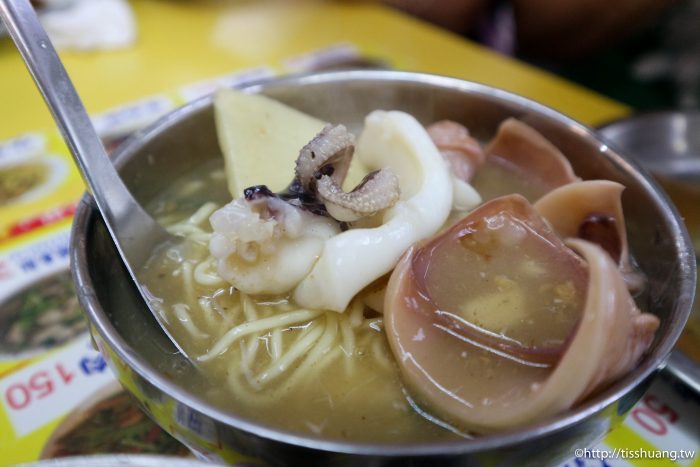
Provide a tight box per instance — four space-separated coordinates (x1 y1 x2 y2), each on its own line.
0 0 188 357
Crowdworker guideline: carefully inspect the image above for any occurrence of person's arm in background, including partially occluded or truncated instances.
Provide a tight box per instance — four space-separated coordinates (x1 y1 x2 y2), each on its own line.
382 0 680 60
381 0 491 36
512 0 679 60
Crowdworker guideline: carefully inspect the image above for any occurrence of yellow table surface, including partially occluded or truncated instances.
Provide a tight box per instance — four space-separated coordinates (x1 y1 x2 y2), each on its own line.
0 0 629 142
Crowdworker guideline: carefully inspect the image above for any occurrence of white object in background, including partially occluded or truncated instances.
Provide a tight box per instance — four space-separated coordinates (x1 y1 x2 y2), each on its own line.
39 0 136 51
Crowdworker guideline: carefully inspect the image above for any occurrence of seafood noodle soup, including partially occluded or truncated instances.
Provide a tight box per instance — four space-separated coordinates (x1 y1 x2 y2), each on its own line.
139 90 659 441
142 162 455 442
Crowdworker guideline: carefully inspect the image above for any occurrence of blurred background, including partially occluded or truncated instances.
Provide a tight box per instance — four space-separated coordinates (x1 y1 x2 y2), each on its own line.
383 0 700 110
3 0 700 109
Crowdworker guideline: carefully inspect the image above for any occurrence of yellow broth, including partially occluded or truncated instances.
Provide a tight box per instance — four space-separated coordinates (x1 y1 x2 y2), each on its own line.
141 162 462 442
138 149 602 441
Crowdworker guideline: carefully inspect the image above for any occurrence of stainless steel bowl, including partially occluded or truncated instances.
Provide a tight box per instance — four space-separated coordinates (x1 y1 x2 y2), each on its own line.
598 110 700 185
71 71 697 466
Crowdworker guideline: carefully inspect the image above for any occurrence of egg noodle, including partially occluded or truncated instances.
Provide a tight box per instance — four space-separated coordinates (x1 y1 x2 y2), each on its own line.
158 202 391 405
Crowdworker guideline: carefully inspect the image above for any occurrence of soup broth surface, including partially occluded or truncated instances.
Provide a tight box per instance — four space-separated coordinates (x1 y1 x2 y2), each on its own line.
141 161 462 442
140 142 598 441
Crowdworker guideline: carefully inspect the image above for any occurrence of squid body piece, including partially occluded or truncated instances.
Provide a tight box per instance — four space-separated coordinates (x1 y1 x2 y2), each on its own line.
534 180 645 291
293 110 453 312
427 120 483 211
384 196 659 433
210 196 340 295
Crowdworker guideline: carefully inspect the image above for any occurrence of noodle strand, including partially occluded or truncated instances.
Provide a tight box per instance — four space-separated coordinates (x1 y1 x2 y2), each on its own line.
199 309 323 361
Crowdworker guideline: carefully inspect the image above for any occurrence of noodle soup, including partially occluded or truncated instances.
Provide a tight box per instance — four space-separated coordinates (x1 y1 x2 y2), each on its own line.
141 162 461 442
137 90 661 442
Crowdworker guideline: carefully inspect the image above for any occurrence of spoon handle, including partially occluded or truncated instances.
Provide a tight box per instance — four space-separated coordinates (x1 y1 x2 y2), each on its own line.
0 0 166 262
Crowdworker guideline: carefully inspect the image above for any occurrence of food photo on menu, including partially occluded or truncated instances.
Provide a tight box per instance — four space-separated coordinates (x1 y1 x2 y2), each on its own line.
0 0 699 466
